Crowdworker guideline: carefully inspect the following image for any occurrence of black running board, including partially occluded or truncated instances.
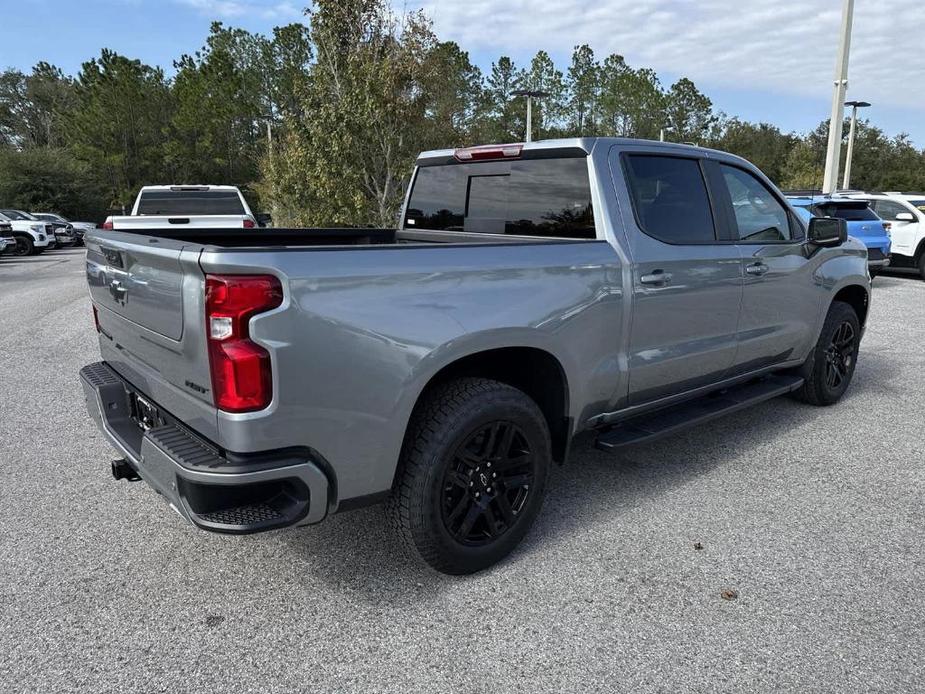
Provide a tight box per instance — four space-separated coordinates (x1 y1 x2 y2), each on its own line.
594 374 804 451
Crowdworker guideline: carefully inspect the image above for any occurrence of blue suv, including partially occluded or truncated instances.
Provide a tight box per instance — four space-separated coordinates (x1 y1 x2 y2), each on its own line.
787 197 891 274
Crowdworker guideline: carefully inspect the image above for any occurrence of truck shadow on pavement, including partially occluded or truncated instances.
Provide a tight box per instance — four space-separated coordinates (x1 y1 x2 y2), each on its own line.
280 349 896 600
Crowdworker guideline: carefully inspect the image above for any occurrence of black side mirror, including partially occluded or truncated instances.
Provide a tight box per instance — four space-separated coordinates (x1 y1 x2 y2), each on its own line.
255 212 272 228
808 217 847 247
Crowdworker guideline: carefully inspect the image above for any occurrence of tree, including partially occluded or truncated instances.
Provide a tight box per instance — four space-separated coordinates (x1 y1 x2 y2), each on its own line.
566 44 599 134
66 50 173 209
665 77 714 143
0 64 75 148
0 147 103 219
419 41 483 146
484 56 520 142
166 23 272 185
780 140 824 191
269 0 440 226
710 117 798 184
268 23 313 121
597 55 665 139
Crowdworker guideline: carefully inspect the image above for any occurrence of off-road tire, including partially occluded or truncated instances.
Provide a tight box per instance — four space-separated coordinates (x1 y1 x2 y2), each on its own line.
388 377 551 575
792 301 860 406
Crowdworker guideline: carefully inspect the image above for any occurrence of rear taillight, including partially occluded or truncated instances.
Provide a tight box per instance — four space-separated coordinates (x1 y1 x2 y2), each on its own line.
102 218 113 230
243 218 256 229
92 305 101 333
205 274 283 413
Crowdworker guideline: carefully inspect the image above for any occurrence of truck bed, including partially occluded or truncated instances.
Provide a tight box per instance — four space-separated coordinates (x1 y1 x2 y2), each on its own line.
105 227 568 249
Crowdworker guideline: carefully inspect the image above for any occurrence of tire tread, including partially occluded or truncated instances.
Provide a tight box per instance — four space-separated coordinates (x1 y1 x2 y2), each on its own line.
387 377 548 574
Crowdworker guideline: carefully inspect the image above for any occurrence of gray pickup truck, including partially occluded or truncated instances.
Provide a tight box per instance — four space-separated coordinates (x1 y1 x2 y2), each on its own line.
80 138 870 574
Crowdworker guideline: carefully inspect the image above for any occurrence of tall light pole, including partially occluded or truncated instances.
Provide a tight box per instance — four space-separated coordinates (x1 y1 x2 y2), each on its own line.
822 0 855 194
842 100 870 190
512 89 550 143
660 125 675 142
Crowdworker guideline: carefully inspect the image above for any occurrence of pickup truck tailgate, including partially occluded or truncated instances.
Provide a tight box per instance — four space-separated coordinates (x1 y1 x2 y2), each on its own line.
111 215 251 230
87 233 186 339
86 231 218 438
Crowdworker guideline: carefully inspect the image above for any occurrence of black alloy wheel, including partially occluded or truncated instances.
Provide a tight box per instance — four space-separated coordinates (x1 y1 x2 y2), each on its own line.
823 321 856 390
792 300 860 406
389 377 551 574
440 421 536 546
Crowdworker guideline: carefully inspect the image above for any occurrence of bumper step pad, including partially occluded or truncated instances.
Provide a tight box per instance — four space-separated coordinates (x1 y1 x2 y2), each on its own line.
80 361 331 533
198 503 284 526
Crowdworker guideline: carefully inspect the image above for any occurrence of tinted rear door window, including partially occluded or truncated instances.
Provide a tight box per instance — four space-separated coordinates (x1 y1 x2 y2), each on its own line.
405 158 595 239
136 191 246 216
623 155 716 244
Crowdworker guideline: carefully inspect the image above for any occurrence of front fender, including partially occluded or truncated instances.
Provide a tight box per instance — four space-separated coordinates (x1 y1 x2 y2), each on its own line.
810 238 871 333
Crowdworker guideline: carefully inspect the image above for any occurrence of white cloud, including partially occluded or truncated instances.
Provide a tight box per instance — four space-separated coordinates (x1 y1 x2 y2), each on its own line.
175 0 303 21
413 0 925 112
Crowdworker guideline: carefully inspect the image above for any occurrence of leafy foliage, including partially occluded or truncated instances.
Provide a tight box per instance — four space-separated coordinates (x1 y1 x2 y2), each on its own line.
1 1 924 224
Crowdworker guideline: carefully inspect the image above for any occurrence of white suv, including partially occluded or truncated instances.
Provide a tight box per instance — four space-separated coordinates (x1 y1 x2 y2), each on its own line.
843 192 925 279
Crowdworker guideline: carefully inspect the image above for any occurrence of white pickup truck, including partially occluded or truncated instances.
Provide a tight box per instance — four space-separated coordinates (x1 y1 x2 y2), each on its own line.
0 210 53 255
102 185 258 231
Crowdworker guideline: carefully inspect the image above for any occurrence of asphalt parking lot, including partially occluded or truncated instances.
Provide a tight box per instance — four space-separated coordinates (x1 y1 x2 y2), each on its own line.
1 247 923 693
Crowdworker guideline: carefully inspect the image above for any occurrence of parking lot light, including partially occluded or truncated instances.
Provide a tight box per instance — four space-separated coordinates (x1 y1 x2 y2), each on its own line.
843 100 871 190
512 89 551 143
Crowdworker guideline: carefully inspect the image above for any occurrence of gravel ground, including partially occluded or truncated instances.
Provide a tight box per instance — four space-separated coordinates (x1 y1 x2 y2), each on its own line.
1 248 923 693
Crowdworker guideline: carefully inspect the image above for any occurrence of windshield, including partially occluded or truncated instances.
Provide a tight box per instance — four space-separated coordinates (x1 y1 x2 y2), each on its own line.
908 200 925 213
0 209 34 221
34 213 66 223
136 190 246 216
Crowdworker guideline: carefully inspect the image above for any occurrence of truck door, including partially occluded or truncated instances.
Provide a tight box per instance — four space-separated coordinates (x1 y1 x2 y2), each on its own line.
708 161 820 372
615 151 744 405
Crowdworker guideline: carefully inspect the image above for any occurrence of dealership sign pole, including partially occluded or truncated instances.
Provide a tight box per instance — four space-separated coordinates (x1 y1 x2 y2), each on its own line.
822 0 855 194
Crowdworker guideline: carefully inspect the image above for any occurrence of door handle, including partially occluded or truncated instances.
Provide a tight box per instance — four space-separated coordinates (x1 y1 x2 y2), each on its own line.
745 262 769 276
640 270 672 286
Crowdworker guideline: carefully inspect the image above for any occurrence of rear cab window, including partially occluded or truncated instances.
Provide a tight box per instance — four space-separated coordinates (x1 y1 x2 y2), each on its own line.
136 190 246 216
404 157 596 239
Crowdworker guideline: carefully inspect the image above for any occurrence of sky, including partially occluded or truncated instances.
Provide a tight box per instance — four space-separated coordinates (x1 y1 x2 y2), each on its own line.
1 0 924 146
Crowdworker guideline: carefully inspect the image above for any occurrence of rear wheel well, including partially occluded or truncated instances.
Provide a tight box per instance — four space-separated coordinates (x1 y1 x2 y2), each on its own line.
914 238 925 265
833 285 869 328
410 347 571 464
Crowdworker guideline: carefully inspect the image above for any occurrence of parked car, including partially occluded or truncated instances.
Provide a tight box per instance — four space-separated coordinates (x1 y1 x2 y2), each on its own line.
0 209 60 249
80 138 870 575
0 210 52 255
28 214 77 247
102 185 258 232
786 196 891 275
840 192 925 279
0 218 15 255
32 212 96 246
9 209 77 247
